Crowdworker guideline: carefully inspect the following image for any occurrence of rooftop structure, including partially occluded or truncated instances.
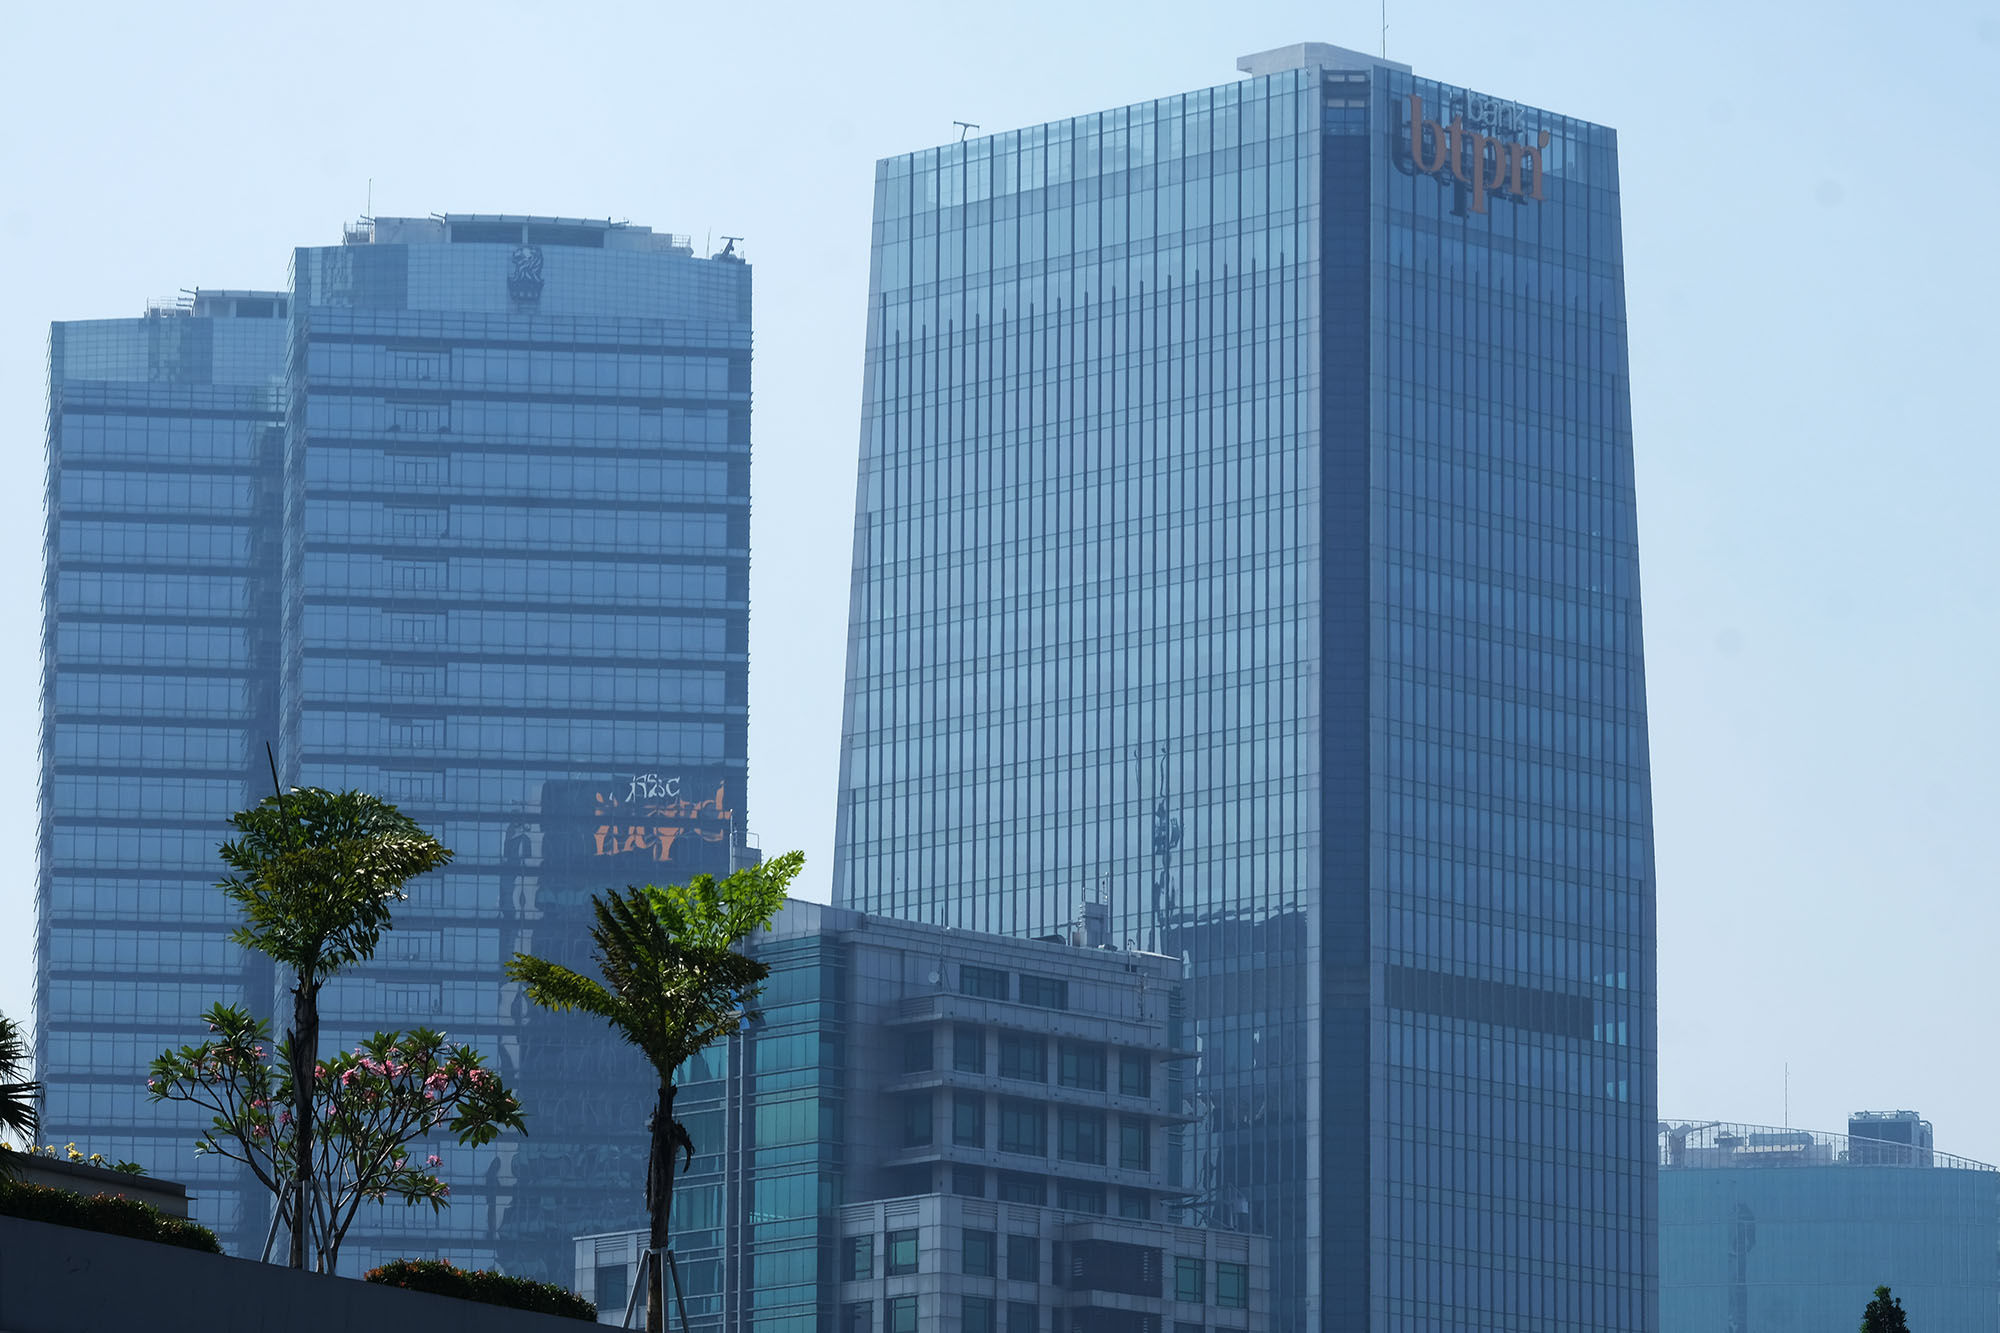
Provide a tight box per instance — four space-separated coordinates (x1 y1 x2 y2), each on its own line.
1658 1117 1979 1172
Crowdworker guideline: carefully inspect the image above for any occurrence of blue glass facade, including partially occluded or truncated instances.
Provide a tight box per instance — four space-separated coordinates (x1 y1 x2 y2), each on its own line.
833 45 1655 1332
38 294 289 1250
38 218 753 1280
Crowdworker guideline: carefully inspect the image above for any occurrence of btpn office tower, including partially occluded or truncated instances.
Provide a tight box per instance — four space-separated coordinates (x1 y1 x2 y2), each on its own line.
832 44 1656 1332
38 215 752 1279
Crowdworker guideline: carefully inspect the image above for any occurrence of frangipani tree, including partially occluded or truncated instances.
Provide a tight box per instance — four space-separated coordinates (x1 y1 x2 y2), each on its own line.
149 1003 523 1271
216 786 453 1268
506 852 799 1332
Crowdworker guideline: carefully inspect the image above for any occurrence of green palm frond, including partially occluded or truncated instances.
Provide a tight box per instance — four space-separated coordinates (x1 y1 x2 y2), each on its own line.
0 1012 41 1142
220 787 453 983
504 956 625 1030
510 853 802 1088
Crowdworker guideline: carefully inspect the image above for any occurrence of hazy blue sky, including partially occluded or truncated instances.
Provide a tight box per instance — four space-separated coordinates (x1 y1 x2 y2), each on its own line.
3 0 1995 1161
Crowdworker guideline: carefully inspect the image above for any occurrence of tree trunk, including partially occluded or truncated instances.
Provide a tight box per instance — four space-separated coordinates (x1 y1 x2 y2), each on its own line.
287 979 319 1270
645 1083 677 1333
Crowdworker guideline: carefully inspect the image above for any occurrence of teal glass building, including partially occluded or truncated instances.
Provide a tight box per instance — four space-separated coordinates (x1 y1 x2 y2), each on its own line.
37 216 753 1279
833 43 1655 1332
1660 1119 2000 1333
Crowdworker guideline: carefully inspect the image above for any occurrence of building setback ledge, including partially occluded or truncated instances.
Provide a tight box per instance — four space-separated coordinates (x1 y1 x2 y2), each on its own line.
0 1215 591 1333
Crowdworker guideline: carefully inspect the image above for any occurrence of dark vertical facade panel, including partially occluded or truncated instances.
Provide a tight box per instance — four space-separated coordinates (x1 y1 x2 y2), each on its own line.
1316 123 1374 1330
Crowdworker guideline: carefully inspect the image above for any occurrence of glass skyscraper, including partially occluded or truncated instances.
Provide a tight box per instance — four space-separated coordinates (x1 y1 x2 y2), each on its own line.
833 42 1655 1332
38 291 289 1248
38 215 753 1280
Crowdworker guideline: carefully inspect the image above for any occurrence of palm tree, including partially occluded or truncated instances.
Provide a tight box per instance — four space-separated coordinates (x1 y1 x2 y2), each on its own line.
218 787 453 1269
506 853 798 1332
0 1011 39 1165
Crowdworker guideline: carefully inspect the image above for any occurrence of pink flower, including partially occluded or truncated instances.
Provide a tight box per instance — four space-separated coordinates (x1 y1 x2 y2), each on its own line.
280 1110 292 1127
426 1154 441 1168
314 1064 326 1080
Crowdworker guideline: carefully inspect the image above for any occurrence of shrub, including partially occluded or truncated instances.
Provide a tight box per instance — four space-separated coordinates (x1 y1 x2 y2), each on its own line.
364 1258 596 1321
0 1176 221 1253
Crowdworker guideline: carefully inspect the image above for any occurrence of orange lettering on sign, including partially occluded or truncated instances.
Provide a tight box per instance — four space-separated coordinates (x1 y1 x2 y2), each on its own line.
1408 92 1550 213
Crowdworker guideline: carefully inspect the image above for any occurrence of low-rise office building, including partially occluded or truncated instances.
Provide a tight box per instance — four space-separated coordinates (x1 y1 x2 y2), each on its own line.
1660 1114 2000 1333
576 899 1269 1330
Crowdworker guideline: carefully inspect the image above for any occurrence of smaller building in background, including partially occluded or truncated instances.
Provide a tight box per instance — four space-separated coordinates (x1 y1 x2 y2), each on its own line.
1660 1114 2000 1333
575 899 1270 1330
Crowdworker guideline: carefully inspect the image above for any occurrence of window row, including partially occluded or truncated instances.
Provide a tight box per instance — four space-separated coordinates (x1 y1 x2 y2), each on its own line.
960 964 1068 1009
304 397 739 446
49 827 225 871
300 716 723 767
305 448 733 499
47 876 239 924
46 928 239 973
302 609 734 663
53 674 251 720
840 1226 1245 1306
51 723 244 767
52 774 243 822
307 501 732 553
60 415 263 465
307 343 735 394
59 470 255 516
898 1093 1150 1170
59 521 251 566
304 553 735 608
57 572 251 616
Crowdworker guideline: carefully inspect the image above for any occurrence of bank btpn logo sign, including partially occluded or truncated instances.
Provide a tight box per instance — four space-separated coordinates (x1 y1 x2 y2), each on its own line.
1406 92 1550 214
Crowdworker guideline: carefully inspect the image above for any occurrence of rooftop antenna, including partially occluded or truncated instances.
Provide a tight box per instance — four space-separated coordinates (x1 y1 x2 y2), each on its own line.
366 177 372 218
1381 0 1389 58
954 120 979 142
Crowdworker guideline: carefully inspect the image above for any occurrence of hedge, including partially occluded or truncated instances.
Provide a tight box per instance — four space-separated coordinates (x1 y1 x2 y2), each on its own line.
0 1176 221 1253
364 1258 596 1322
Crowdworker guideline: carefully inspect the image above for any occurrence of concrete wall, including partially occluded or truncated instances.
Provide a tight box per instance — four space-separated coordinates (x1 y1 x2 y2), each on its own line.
0 1216 592 1333
7 1156 191 1217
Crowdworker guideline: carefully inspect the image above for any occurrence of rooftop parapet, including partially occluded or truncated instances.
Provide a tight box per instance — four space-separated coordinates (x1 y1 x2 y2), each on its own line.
342 213 704 258
1660 1120 1989 1172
